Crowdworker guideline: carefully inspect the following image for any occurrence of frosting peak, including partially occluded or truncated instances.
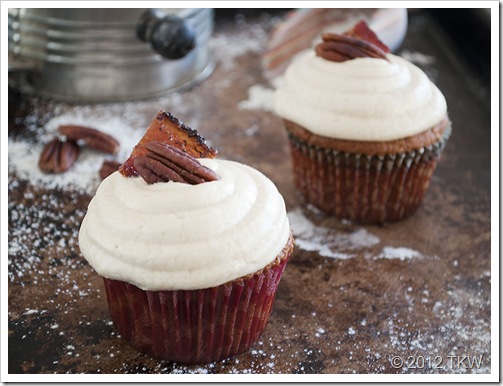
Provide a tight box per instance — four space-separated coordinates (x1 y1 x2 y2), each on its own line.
273 51 447 141
78 159 291 291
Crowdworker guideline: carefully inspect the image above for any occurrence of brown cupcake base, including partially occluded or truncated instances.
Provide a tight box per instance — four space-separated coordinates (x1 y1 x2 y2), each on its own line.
285 120 451 223
102 233 294 364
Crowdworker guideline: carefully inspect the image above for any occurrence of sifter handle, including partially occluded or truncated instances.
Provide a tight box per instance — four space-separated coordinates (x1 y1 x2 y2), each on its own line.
136 9 196 60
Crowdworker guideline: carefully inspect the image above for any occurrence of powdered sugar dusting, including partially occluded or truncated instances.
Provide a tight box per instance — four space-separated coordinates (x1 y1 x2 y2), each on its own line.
400 49 436 66
8 107 144 194
7 11 491 376
10 140 107 194
287 208 379 259
7 15 279 195
377 246 422 261
238 84 275 112
287 208 425 262
209 22 266 71
7 95 204 194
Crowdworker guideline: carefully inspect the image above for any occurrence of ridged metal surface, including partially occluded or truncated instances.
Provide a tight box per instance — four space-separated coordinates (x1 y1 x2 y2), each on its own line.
8 8 214 101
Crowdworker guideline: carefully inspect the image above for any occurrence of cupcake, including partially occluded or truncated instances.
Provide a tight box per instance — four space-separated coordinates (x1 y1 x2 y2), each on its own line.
274 21 451 223
78 111 294 363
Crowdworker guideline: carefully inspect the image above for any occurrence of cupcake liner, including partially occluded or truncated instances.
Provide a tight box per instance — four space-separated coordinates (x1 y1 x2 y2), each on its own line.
102 235 294 364
287 125 451 223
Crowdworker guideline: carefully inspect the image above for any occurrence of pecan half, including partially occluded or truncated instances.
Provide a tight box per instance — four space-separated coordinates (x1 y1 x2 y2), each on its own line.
133 141 219 185
99 160 122 180
119 110 217 177
58 125 120 154
315 33 388 62
39 138 80 174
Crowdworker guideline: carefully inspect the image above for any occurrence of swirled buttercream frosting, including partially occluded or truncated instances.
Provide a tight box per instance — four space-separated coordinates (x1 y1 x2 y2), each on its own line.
78 159 291 291
274 51 447 141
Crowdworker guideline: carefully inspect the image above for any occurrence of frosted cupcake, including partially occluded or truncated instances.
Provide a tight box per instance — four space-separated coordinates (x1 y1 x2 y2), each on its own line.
274 21 451 223
78 111 294 363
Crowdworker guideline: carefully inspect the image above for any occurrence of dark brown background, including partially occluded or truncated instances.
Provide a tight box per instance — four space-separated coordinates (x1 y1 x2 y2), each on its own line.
8 9 491 375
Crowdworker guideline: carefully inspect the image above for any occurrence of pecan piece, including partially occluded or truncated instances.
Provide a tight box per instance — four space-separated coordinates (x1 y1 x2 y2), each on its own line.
58 125 120 154
315 20 390 63
133 141 219 185
316 33 388 62
344 20 390 53
39 138 80 174
119 111 217 177
133 155 186 184
99 160 122 180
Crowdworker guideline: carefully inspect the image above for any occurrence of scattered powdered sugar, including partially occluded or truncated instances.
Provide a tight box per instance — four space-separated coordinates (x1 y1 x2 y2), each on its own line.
22 309 40 316
400 49 437 66
209 22 267 71
8 13 490 376
10 140 105 194
398 49 439 82
6 91 208 194
8 107 144 194
376 246 422 261
7 17 279 196
348 229 381 249
287 208 380 259
237 84 275 112
384 285 491 374
287 207 424 262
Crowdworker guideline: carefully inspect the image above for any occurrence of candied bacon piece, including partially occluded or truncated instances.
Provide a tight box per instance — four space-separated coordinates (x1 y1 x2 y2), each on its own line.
119 110 218 177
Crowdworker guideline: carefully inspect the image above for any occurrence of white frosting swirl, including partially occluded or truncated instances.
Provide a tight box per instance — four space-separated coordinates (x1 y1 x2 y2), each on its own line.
78 159 291 291
274 51 447 141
